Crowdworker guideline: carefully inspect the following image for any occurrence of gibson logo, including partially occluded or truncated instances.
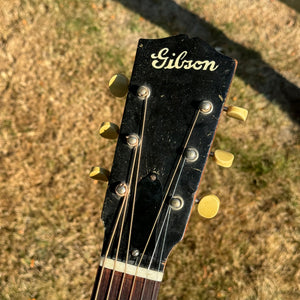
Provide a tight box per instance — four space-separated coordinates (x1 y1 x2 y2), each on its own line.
151 48 219 71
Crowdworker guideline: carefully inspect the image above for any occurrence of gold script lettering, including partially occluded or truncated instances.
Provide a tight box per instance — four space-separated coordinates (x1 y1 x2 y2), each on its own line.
151 48 219 71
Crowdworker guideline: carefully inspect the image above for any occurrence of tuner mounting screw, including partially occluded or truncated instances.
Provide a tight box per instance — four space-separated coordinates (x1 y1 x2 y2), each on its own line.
150 173 157 181
137 86 150 99
170 196 184 210
200 100 213 114
126 134 139 147
185 147 199 162
131 249 140 257
115 183 128 197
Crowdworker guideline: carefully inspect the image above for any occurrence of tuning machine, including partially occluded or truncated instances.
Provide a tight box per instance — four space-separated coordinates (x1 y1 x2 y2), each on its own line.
89 75 126 182
89 167 110 181
109 74 129 97
90 122 115 181
224 105 248 122
99 122 119 139
210 149 234 168
196 195 220 219
98 74 127 139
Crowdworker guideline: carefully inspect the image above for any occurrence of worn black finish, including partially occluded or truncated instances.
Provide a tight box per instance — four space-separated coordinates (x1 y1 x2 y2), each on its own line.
100 35 236 272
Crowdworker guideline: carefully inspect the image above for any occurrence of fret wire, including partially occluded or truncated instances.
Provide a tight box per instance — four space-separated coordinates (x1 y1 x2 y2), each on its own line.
129 108 201 300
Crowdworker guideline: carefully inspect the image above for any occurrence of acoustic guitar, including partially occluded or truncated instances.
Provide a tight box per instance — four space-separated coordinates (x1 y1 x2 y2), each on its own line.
89 35 248 300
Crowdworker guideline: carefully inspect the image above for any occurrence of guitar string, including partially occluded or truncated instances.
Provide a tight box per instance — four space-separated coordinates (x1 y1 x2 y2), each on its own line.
171 158 186 198
140 157 186 299
117 95 149 299
129 108 202 300
157 207 171 272
105 146 140 299
95 91 148 299
152 282 158 300
139 278 147 300
147 206 171 271
105 191 129 299
140 158 186 300
94 144 138 299
114 147 139 300
97 101 200 298
94 191 128 299
140 207 171 300
106 147 137 299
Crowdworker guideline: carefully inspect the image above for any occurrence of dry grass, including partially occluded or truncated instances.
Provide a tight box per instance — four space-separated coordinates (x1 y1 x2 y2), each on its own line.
0 0 299 299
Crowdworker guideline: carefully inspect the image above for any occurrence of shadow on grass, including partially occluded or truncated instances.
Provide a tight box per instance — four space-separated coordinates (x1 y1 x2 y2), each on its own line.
278 0 300 13
114 0 300 124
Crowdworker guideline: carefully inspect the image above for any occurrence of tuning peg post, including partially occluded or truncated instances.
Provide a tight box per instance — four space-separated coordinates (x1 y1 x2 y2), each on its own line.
224 105 248 121
89 167 110 181
211 150 234 168
99 122 119 139
197 194 220 218
109 74 129 97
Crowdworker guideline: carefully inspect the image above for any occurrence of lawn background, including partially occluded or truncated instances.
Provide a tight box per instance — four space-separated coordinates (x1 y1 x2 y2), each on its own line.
0 0 299 299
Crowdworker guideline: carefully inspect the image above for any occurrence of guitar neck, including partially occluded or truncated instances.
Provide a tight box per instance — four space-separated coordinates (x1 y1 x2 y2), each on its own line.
91 264 161 300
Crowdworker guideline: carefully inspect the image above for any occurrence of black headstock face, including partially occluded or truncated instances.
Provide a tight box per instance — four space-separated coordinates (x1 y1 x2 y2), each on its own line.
100 35 237 273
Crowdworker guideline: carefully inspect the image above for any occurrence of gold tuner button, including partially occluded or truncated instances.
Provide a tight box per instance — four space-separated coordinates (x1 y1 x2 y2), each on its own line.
224 106 248 121
212 149 234 168
197 194 220 219
89 167 110 181
99 122 119 139
109 74 129 97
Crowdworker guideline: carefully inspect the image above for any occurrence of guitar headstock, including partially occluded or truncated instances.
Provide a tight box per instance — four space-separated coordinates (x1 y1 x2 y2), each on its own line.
90 35 248 278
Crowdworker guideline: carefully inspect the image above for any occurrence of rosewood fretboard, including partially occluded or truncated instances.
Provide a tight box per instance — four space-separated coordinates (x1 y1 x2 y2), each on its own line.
91 266 161 300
